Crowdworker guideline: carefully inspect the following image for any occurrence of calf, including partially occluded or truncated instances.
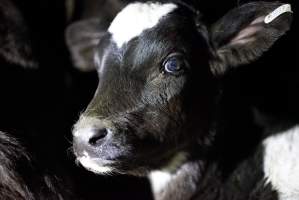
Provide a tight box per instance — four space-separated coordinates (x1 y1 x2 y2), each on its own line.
0 131 32 199
0 0 36 67
68 1 294 200
0 1 75 199
0 131 74 200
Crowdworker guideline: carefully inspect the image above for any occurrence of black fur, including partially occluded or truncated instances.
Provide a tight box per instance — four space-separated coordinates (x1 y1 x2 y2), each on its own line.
0 1 75 199
0 131 74 200
0 131 33 199
67 1 294 200
0 0 36 67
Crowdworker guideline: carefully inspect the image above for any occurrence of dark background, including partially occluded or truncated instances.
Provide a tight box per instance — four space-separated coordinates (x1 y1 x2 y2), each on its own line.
0 0 297 199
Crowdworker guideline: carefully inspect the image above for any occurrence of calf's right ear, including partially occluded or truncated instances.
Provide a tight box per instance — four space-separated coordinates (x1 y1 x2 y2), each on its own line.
65 18 108 72
209 2 293 75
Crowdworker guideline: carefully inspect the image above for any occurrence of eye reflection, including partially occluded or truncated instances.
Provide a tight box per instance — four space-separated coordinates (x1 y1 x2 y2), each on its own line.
163 53 188 75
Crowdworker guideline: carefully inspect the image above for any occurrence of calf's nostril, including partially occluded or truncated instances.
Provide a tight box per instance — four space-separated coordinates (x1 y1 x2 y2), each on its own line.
88 128 109 146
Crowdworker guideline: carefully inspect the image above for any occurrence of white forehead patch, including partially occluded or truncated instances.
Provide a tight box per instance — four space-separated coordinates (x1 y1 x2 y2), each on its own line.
263 125 299 200
108 2 177 48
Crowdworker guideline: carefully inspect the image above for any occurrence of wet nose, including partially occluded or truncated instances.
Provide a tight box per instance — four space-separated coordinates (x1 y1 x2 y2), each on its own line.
88 128 109 146
73 117 112 149
74 127 111 146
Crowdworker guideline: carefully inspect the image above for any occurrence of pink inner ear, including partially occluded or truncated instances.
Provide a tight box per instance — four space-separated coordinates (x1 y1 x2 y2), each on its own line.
230 16 265 45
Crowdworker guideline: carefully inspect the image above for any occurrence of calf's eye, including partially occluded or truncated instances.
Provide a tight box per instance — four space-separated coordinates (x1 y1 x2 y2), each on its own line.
163 53 188 75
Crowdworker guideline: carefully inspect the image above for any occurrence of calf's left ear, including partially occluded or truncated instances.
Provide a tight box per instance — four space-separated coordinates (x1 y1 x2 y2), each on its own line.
210 2 293 75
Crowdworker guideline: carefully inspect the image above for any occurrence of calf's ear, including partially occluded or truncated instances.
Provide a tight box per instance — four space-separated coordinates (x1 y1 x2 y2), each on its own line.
209 2 293 75
65 18 108 72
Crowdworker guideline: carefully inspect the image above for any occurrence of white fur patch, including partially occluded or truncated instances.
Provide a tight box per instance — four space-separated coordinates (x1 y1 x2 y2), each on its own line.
78 151 112 174
108 2 177 48
263 125 299 200
149 171 173 193
148 152 187 193
73 127 94 139
73 116 107 138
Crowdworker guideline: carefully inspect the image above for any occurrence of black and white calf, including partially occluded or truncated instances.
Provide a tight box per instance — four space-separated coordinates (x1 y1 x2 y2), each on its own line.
0 1 75 199
67 1 295 200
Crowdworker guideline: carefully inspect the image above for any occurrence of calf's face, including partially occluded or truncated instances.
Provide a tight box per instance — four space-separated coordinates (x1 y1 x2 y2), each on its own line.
68 2 292 175
72 3 214 175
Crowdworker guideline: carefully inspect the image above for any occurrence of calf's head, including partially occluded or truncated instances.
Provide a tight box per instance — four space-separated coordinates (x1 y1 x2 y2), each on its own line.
68 1 292 175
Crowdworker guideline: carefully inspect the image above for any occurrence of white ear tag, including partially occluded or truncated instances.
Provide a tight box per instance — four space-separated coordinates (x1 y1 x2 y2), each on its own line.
264 4 292 24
